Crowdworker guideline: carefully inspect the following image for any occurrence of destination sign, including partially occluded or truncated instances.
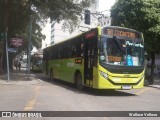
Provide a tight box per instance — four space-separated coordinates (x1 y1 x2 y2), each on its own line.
103 28 141 38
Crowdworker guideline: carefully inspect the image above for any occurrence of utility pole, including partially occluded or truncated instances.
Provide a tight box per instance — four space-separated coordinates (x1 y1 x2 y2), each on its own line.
4 0 10 81
27 1 32 79
5 30 10 81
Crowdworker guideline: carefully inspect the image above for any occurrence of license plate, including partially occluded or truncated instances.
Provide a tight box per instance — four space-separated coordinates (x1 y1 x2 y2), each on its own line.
122 85 132 90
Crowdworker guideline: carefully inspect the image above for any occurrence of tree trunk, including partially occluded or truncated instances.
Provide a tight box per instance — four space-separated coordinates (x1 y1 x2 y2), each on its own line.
149 51 155 84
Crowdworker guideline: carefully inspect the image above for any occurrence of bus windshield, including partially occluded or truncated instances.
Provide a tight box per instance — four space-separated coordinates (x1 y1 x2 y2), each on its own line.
100 36 144 66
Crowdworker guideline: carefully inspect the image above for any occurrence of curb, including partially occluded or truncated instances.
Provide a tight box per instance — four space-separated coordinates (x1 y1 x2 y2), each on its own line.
144 79 160 89
0 77 42 86
148 85 160 89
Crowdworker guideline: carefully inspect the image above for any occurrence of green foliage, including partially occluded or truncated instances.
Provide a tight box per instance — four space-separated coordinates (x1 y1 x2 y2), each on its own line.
32 0 92 33
0 0 91 50
0 0 91 73
111 0 160 52
0 0 44 49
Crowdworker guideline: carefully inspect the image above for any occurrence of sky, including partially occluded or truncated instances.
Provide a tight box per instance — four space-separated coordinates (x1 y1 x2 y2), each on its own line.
99 0 116 13
40 0 116 49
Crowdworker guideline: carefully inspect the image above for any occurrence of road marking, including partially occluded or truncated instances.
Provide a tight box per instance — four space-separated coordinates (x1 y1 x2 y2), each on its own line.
24 85 40 111
135 87 149 95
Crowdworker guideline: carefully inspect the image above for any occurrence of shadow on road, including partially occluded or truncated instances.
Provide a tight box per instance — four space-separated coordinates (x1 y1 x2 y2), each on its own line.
35 73 136 97
84 88 136 97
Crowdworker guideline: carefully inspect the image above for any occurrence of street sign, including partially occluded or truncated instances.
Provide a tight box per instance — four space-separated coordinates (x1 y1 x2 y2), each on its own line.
10 38 23 47
8 48 17 52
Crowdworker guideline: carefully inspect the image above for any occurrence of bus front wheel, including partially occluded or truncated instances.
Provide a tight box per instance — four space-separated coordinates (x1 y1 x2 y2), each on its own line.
76 73 83 90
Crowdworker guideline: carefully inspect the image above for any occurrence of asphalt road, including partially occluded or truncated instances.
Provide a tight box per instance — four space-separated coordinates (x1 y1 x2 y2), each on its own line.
0 73 160 120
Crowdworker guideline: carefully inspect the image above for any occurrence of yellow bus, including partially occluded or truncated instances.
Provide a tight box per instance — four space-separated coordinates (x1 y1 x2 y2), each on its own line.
43 26 145 90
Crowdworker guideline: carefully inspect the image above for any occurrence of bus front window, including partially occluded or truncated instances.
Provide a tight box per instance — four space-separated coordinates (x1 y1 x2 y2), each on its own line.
100 36 144 66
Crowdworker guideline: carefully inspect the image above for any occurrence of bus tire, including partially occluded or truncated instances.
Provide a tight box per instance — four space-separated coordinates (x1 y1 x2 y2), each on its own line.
76 73 83 90
50 69 53 81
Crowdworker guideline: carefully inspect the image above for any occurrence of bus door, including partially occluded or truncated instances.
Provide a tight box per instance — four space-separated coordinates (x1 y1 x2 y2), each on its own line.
84 32 96 86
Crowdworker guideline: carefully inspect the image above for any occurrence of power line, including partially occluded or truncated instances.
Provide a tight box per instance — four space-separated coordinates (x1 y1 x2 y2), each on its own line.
98 9 110 13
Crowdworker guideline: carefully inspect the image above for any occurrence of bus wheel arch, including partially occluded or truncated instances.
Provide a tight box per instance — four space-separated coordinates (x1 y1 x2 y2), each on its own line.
74 70 83 90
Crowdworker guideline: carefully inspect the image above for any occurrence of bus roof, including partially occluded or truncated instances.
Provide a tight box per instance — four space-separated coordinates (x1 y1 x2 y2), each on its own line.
44 32 83 50
44 27 99 50
44 26 142 50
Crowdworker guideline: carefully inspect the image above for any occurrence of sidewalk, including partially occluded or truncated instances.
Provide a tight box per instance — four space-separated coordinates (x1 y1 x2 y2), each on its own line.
0 68 41 85
147 78 160 89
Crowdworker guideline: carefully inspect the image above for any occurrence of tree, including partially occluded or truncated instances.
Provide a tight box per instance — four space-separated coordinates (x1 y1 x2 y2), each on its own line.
31 0 91 32
0 0 92 73
111 0 160 84
0 0 46 72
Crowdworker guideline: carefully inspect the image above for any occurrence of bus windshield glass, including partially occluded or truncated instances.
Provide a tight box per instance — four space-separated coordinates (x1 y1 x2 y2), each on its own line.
100 36 144 66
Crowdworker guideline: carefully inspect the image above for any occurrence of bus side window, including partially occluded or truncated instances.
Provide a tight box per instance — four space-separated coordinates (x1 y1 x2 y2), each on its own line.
67 41 72 58
51 48 54 59
67 43 71 58
62 44 65 59
58 46 62 59
69 39 76 58
65 44 69 58
54 46 58 59
76 38 81 57
52 48 54 59
60 49 63 59
71 46 76 57
63 43 68 59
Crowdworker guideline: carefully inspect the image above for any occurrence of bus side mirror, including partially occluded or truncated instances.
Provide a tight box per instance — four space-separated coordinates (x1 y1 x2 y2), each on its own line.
98 37 103 51
99 52 106 62
144 51 148 59
98 40 101 49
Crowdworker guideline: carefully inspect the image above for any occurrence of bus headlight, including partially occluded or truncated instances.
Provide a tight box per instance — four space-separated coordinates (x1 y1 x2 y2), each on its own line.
99 71 108 80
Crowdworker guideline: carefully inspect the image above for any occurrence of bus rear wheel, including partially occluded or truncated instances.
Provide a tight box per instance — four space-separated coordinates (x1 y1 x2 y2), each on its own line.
76 73 83 90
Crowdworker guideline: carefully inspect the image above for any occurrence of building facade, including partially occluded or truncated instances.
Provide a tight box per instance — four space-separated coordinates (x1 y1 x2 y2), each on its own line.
50 0 111 45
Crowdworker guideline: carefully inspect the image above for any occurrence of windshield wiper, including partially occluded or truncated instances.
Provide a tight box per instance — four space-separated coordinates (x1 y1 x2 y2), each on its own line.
113 36 125 53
